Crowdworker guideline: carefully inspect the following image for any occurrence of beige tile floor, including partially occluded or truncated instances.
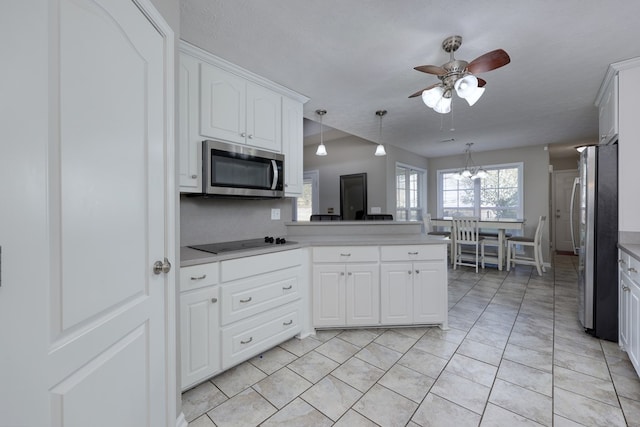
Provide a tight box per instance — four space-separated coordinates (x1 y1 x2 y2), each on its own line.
182 255 640 426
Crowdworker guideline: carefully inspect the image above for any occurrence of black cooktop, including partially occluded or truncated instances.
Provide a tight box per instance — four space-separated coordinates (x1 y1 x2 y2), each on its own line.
188 236 294 255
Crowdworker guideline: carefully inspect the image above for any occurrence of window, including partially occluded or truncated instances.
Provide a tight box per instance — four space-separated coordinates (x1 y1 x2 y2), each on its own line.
295 170 319 221
438 163 523 219
396 163 426 221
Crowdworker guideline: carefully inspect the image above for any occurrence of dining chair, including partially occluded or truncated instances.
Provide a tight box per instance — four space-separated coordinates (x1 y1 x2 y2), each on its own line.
452 217 485 273
424 213 451 237
506 215 546 276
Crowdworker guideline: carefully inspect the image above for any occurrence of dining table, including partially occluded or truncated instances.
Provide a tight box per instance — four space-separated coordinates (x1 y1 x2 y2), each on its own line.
431 217 526 271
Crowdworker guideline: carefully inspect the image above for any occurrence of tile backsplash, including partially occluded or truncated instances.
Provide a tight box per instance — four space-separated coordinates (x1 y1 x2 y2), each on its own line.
180 195 294 246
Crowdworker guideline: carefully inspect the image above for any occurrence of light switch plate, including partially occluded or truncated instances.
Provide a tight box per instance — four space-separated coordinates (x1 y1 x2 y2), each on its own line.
271 208 280 220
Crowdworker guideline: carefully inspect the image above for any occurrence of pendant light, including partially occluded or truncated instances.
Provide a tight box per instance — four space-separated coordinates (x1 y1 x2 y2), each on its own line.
375 110 387 156
453 143 487 180
315 109 327 156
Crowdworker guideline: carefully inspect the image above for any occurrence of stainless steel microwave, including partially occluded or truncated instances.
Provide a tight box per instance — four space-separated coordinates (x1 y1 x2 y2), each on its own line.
202 140 284 198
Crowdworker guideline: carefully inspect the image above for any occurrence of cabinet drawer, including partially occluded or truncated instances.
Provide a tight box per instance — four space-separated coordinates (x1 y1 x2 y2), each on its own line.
221 302 300 368
180 262 219 292
380 245 445 262
313 246 379 263
221 249 302 282
220 266 301 325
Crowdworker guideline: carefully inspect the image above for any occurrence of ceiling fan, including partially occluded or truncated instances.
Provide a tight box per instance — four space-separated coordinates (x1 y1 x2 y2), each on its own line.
409 35 510 114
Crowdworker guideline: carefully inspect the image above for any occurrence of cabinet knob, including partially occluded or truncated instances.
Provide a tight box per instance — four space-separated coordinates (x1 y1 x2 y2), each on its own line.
619 259 626 265
211 297 218 303
340 272 345 276
415 270 420 274
408 270 412 275
241 132 247 137
248 134 253 139
628 267 638 274
348 272 352 276
191 174 197 179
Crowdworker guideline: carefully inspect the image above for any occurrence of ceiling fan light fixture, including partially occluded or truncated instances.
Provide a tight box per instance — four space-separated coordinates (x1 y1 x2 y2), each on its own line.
433 96 452 114
454 74 478 98
463 86 485 106
421 86 444 108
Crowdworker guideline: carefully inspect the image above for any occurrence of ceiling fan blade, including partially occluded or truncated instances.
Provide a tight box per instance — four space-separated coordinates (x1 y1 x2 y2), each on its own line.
414 65 447 75
477 78 487 87
466 49 510 74
408 83 440 98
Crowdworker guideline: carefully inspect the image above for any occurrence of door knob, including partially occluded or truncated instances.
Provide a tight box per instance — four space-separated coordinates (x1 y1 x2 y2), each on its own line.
153 258 171 275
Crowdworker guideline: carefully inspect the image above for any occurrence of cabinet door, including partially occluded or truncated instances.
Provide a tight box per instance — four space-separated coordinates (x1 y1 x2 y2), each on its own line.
179 53 202 192
246 82 282 152
313 264 346 327
282 97 303 196
200 63 246 144
346 264 380 326
629 280 640 373
620 271 631 351
413 261 447 324
380 263 413 325
180 286 220 390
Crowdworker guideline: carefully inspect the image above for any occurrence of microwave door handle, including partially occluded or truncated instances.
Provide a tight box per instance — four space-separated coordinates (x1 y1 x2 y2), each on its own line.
271 159 278 190
570 176 579 255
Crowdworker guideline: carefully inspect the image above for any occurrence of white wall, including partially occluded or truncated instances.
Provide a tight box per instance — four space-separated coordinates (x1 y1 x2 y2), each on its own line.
427 144 551 260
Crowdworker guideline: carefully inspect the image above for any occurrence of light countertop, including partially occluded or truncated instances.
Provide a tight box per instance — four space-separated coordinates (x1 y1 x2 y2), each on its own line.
619 243 640 262
180 234 449 267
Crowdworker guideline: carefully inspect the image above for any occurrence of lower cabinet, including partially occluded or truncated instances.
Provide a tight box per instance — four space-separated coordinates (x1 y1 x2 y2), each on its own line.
312 244 447 329
313 263 379 327
180 249 303 390
619 249 640 377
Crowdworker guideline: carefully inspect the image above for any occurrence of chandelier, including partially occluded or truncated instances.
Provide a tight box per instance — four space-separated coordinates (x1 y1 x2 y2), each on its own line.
453 143 487 180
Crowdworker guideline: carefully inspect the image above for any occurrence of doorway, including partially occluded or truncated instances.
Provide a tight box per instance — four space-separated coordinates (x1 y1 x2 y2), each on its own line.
340 173 367 220
553 169 579 254
296 170 319 221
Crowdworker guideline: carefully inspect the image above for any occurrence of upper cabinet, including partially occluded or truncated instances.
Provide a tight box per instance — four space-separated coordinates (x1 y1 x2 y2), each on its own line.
178 41 309 195
596 74 618 145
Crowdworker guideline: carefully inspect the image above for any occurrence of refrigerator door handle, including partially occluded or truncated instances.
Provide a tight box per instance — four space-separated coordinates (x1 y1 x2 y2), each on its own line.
570 176 579 255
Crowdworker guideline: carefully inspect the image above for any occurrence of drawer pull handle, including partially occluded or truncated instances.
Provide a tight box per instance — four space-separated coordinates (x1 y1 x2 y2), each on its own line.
240 297 252 303
619 259 626 264
408 251 419 255
340 253 351 257
623 285 630 292
283 320 293 326
211 298 218 303
408 270 412 275
241 337 253 345
629 268 638 274
415 270 420 274
348 272 352 276
282 285 293 290
191 274 206 280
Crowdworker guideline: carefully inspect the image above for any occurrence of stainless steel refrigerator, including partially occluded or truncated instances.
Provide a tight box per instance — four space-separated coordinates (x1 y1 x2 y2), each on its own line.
571 144 618 341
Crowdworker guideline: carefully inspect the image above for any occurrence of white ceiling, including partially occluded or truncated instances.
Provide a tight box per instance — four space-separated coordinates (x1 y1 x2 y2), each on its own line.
180 0 640 158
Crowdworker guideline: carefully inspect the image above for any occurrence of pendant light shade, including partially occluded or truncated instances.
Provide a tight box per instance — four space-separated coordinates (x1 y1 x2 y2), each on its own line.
315 109 327 156
375 109 387 156
455 143 487 180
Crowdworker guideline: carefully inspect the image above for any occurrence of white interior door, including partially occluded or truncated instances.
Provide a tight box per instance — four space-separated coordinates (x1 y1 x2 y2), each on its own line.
0 1 174 425
553 169 579 253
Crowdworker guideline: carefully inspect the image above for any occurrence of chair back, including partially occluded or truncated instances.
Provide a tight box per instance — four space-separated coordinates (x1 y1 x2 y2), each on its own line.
453 217 480 244
423 213 434 233
534 215 546 244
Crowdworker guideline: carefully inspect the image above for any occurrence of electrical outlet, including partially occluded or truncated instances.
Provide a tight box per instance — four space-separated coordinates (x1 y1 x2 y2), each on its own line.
271 208 280 220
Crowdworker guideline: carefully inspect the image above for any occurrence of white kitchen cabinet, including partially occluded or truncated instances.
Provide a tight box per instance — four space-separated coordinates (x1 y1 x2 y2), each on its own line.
179 262 221 390
619 249 640 377
312 247 380 328
179 52 201 192
313 263 379 327
200 63 282 152
380 245 448 327
597 74 618 145
282 96 304 196
219 249 303 369
180 286 220 390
